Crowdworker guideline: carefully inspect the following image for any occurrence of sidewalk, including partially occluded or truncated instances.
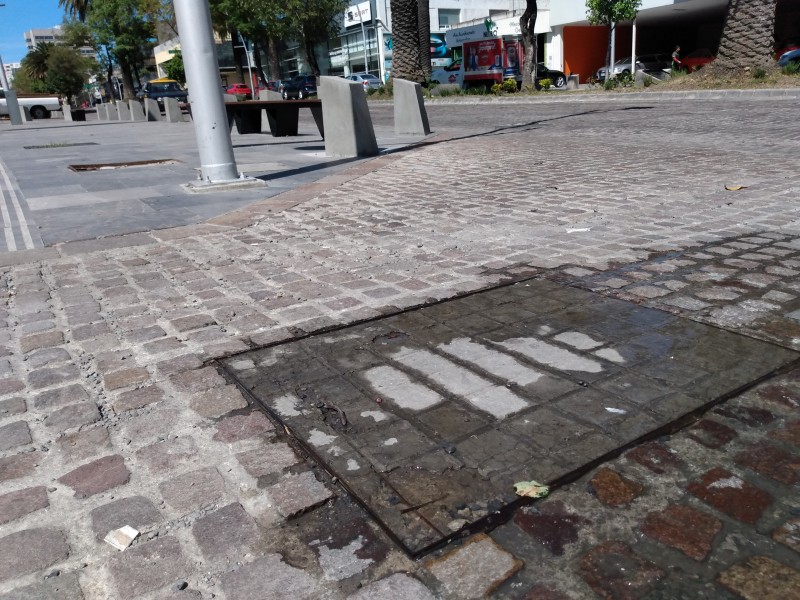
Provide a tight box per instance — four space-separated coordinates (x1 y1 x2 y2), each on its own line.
0 96 799 599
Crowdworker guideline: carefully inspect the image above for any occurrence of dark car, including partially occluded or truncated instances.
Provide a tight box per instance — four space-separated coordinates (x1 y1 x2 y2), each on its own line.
778 48 800 68
136 78 188 106
535 63 567 89
282 75 317 99
682 48 715 72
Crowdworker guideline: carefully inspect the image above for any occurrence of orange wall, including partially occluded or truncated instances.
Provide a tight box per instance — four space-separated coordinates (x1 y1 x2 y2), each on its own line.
564 25 633 83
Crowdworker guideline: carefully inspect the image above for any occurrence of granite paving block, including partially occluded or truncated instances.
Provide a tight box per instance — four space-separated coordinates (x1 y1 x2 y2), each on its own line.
267 471 334 518
213 411 275 443
33 384 91 411
158 466 226 513
0 397 26 417
188 384 248 418
0 486 49 525
0 420 32 451
0 452 40 483
0 528 69 582
107 536 189 600
58 454 130 498
717 556 800 600
191 502 263 560
44 402 100 433
236 442 300 478
220 554 318 600
348 573 435 600
57 427 112 463
90 496 162 540
0 571 84 600
136 436 198 473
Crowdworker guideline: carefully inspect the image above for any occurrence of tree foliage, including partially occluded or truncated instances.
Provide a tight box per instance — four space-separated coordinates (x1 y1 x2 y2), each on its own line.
163 48 185 83
586 0 641 76
45 46 89 103
23 43 54 80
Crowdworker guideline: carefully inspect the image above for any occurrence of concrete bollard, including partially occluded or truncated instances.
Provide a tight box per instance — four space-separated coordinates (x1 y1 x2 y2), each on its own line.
319 76 378 158
117 101 132 120
258 89 282 133
129 100 146 121
393 78 430 136
566 74 580 90
96 104 107 120
144 98 161 121
107 104 120 120
21 106 32 122
63 107 74 121
163 97 182 122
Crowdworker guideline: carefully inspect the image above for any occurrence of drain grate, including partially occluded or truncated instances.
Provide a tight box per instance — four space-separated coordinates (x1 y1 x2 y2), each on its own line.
24 142 99 150
220 279 798 557
68 158 179 172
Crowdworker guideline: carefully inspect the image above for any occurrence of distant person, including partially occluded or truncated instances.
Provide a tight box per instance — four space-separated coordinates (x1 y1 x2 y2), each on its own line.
468 46 478 71
506 45 519 73
671 45 682 71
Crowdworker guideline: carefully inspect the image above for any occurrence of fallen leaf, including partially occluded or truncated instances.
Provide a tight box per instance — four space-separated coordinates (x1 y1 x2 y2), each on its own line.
514 480 550 499
724 185 748 191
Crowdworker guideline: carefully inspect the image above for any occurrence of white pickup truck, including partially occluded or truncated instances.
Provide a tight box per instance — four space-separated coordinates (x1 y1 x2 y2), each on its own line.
0 90 62 119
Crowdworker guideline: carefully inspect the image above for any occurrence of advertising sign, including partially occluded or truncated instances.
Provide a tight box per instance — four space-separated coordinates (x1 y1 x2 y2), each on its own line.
344 2 371 27
463 38 503 82
504 40 522 78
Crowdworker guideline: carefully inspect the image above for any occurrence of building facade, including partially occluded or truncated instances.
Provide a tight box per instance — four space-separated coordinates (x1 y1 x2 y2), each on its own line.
24 27 95 59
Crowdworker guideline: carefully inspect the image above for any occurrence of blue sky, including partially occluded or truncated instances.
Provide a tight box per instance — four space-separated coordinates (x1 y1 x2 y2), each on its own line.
1 0 66 64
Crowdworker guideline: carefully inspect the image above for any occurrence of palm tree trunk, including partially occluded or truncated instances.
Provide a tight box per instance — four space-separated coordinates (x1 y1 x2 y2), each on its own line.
267 37 281 81
390 0 425 82
417 0 431 80
715 0 778 69
519 0 538 86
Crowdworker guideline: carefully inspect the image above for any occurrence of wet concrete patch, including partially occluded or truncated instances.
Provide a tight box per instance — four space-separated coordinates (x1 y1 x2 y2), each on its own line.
220 279 798 556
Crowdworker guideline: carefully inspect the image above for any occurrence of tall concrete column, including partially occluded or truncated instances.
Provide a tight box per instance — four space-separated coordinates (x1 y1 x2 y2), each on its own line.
173 0 240 183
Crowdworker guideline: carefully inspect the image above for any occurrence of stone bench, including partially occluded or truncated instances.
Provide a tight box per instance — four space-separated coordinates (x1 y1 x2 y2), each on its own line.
225 99 324 138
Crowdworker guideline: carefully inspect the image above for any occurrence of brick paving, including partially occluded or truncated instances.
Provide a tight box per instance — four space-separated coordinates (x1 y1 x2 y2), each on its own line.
0 96 799 598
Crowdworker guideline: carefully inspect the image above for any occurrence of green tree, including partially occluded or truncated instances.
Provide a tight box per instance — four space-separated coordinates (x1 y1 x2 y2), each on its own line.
45 46 88 105
8 67 49 94
586 0 642 80
284 0 349 75
163 48 185 83
86 0 156 99
389 0 425 82
59 0 92 21
715 0 777 70
23 42 54 81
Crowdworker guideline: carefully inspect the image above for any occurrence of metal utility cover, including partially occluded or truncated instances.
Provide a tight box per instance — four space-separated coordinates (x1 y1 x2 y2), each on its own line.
220 279 798 556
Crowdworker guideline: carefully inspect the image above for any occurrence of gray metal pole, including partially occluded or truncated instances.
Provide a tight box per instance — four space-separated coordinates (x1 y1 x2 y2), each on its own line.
173 0 240 183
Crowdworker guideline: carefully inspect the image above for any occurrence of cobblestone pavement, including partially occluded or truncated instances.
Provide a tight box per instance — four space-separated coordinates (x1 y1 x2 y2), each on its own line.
0 96 799 599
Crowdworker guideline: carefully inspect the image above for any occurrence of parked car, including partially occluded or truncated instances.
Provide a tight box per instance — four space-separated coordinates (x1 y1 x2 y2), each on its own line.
681 48 715 72
778 48 800 67
136 78 189 106
535 63 567 88
226 83 252 98
282 75 317 99
0 89 61 119
431 59 463 85
596 54 670 81
346 73 383 91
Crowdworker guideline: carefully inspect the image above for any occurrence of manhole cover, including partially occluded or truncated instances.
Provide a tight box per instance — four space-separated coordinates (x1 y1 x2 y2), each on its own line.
68 158 179 172
220 279 798 556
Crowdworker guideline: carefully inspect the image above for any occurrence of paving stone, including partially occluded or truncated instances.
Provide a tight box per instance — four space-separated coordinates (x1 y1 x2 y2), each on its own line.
236 443 299 478
518 585 571 600
0 571 84 600
188 384 248 418
348 573 435 600
33 384 91 411
0 396 26 417
155 354 204 377
688 467 772 524
170 314 216 332
513 503 587 556
0 452 40 483
110 384 165 413
0 420 32 451
27 365 80 390
71 322 112 341
734 442 800 485
686 419 739 449
625 441 686 475
143 337 185 354
0 377 25 396
425 533 522 599
57 427 112 463
267 471 333 518
0 528 69 582
191 502 263 560
103 367 149 391
717 556 800 600
20 331 64 354
579 541 664 600
641 503 722 561
170 366 227 393
0 486 49 525
44 402 100 433
308 517 389 582
90 496 163 540
58 454 130 499
213 410 275 443
136 437 198 473
589 467 645 507
220 554 318 600
773 518 800 553
713 405 777 427
107 536 190 600
770 420 800 448
626 285 672 299
158 466 225 513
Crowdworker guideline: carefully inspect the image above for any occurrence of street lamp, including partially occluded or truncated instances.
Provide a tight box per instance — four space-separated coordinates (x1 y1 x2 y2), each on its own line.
0 3 10 90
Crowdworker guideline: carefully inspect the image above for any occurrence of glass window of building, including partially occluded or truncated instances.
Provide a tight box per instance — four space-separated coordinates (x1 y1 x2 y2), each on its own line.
438 9 460 30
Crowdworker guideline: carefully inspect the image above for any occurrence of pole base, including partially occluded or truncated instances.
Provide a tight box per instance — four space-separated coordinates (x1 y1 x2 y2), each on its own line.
182 176 266 194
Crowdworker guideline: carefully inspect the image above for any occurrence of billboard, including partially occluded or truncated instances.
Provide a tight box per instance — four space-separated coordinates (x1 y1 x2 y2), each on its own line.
463 38 503 82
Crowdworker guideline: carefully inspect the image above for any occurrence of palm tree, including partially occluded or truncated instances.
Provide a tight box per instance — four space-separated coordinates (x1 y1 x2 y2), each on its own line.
715 0 777 69
417 0 431 80
59 0 91 22
390 0 425 82
23 42 54 81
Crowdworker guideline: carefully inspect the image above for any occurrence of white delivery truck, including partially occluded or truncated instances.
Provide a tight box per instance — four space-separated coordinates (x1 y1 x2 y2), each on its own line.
0 90 62 119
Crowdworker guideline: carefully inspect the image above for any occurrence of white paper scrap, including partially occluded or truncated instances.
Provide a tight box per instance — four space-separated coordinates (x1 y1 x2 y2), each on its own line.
104 525 140 551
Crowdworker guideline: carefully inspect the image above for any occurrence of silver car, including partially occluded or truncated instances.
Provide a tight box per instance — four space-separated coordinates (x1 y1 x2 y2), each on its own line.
346 73 384 91
596 54 670 81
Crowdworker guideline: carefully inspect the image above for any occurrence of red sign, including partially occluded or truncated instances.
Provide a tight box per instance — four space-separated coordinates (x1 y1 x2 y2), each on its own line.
464 39 503 82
